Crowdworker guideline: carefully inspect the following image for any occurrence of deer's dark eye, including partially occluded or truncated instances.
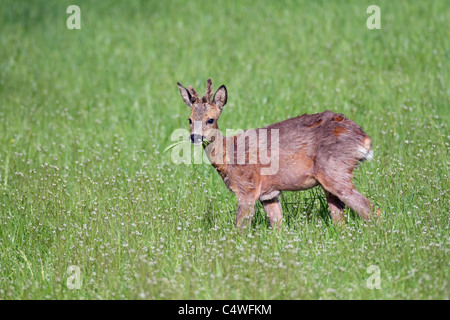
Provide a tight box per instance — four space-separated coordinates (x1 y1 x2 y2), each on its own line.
188 118 192 125
207 118 214 125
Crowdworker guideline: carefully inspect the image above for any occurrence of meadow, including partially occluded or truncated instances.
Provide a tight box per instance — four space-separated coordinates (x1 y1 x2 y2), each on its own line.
0 0 448 299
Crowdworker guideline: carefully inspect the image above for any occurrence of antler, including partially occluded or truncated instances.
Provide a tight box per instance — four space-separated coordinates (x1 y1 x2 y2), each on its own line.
203 78 213 102
187 85 200 103
183 79 213 104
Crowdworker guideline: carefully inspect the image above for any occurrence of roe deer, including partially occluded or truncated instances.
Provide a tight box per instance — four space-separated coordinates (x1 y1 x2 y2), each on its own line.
177 79 379 229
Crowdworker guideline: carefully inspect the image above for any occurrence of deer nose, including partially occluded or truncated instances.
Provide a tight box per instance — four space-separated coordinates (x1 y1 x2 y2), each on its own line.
190 134 203 145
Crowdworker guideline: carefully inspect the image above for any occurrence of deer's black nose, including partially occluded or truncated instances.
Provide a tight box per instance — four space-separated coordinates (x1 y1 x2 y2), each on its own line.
190 134 203 144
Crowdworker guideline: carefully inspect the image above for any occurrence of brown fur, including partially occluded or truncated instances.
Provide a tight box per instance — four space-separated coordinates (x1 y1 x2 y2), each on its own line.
333 126 348 136
177 79 379 229
307 119 322 128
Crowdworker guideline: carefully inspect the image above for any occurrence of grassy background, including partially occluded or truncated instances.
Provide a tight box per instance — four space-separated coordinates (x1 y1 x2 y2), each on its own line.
0 0 448 299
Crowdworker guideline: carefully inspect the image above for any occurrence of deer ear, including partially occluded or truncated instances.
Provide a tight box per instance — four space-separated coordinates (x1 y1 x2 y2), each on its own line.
177 82 193 107
213 85 227 110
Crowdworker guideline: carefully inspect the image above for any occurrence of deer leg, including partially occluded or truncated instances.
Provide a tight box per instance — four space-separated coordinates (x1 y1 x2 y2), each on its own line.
323 189 346 226
339 188 373 221
236 197 256 230
333 187 373 221
318 176 374 221
261 196 283 228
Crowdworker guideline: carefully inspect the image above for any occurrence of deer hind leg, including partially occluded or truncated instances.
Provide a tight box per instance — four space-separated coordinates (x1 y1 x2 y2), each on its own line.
339 188 373 221
317 175 374 221
261 196 283 228
322 189 346 226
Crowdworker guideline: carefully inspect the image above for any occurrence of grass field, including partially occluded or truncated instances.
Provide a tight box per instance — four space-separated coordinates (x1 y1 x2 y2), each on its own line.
0 0 448 299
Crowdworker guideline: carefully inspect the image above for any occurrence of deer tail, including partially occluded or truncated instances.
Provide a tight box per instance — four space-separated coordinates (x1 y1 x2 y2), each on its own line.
358 136 374 162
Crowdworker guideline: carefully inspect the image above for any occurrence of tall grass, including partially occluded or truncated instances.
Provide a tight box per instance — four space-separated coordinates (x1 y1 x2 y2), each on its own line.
0 0 448 299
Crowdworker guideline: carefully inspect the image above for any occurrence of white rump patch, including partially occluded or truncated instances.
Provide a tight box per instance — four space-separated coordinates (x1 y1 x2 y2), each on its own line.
359 146 374 161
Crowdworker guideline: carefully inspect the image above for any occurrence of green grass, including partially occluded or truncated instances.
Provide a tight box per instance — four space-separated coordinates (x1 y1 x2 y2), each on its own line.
0 0 448 299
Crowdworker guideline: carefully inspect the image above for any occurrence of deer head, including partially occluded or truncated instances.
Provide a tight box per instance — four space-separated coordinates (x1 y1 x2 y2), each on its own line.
177 79 227 145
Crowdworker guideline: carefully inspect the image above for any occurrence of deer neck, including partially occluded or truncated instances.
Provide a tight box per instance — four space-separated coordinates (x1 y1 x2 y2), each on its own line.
203 130 229 176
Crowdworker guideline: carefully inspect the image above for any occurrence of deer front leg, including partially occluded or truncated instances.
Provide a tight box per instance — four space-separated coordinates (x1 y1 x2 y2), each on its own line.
261 196 283 228
236 197 256 231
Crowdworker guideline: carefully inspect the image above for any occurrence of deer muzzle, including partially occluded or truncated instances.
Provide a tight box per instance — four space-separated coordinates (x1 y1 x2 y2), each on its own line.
190 134 204 145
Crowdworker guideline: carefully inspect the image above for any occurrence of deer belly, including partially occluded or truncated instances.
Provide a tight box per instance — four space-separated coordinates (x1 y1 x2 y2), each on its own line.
261 152 317 192
273 171 318 191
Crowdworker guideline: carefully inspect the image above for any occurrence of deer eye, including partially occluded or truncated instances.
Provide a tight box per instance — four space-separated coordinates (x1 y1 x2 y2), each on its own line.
188 118 192 125
207 119 214 125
